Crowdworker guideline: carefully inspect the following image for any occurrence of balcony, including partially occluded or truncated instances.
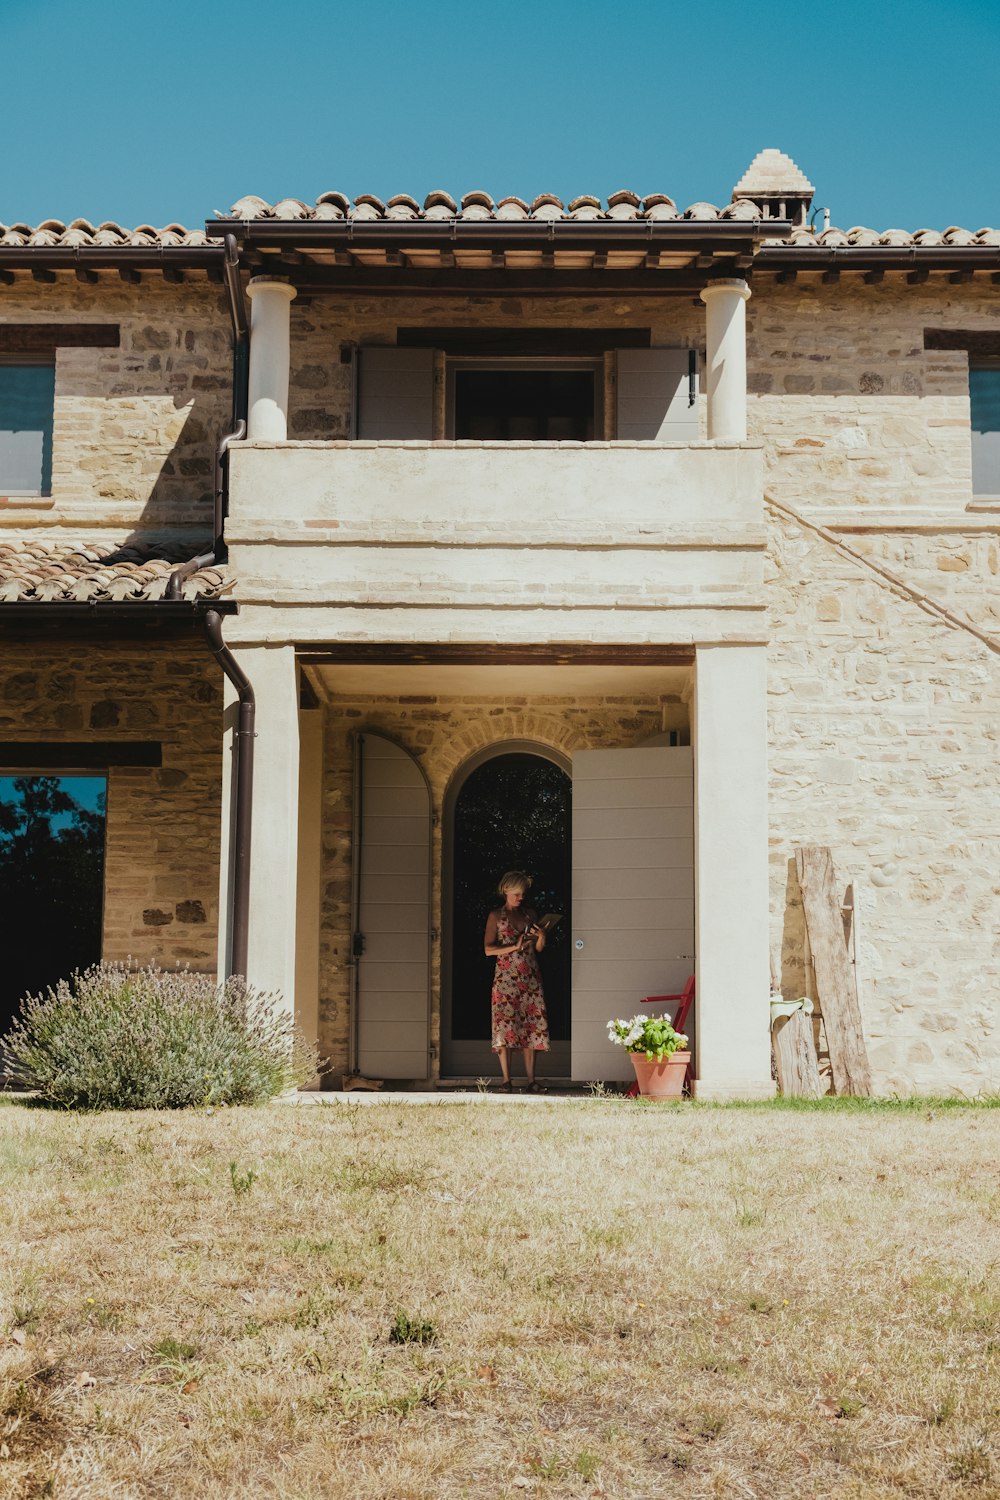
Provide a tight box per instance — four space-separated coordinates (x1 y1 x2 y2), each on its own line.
225 440 766 645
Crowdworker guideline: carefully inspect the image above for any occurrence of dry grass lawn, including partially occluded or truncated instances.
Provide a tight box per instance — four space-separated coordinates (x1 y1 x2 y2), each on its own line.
2 1095 1000 1499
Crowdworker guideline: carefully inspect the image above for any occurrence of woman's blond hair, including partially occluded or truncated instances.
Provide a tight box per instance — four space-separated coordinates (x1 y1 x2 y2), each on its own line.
497 869 533 896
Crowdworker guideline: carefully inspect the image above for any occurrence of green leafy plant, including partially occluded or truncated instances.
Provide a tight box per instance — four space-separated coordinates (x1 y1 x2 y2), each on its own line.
229 1161 257 1199
388 1310 438 1346
2 961 322 1110
606 1013 688 1062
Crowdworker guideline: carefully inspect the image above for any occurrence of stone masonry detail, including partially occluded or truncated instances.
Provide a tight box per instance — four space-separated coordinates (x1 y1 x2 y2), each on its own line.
0 644 222 972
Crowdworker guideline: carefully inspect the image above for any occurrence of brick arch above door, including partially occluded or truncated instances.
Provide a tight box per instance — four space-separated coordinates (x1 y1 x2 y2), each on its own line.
435 713 588 799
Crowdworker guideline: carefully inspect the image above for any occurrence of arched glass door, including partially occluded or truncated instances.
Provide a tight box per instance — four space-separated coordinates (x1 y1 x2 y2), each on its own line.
444 750 571 1077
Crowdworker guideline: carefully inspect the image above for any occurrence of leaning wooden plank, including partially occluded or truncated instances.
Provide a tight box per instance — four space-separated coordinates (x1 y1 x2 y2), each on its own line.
795 845 873 1097
772 1009 823 1098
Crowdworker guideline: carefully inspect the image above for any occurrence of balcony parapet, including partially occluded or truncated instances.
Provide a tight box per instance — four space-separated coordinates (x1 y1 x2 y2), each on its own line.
225 441 767 646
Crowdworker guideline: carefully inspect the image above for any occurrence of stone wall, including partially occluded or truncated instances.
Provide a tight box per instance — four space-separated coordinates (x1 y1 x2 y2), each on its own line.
317 692 679 1074
0 278 232 532
767 514 1000 1095
749 278 999 518
0 641 222 971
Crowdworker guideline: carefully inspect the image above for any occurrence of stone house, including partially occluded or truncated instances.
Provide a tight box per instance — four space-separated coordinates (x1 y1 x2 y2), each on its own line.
1 149 997 1096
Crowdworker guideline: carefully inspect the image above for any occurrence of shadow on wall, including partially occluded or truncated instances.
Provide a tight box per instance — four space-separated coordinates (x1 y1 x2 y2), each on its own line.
51 295 234 546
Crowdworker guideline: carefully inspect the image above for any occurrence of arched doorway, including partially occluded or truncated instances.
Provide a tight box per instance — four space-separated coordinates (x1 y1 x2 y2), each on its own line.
443 746 571 1077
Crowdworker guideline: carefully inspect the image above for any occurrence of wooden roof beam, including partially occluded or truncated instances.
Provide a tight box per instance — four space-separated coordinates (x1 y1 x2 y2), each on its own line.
75 267 99 285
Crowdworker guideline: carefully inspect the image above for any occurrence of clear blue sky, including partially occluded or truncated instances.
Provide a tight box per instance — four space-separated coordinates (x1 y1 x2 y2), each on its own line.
4 0 998 232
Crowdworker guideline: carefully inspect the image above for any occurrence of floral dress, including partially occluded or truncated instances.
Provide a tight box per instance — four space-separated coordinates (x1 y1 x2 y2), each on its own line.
490 908 550 1053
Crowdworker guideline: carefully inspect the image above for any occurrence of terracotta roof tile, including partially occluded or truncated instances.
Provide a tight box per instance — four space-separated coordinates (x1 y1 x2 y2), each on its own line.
5 151 999 247
0 539 227 604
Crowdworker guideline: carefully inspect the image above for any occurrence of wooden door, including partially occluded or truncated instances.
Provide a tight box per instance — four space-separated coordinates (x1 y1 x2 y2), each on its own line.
353 733 432 1079
571 746 694 1081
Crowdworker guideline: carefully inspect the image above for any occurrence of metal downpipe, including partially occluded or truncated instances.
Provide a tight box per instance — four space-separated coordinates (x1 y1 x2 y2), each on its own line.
204 611 255 982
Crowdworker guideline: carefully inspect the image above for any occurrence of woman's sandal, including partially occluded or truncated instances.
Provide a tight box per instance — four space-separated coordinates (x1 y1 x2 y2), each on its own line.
498 1080 512 1093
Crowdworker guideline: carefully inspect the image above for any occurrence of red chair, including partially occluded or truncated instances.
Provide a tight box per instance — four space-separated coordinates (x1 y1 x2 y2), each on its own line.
625 976 695 1097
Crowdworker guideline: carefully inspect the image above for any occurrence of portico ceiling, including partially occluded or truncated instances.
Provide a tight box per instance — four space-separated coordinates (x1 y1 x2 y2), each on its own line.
303 661 693 699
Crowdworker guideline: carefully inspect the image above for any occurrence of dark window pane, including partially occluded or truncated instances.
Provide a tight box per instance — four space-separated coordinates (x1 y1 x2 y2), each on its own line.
0 774 106 1041
0 364 55 494
454 369 595 441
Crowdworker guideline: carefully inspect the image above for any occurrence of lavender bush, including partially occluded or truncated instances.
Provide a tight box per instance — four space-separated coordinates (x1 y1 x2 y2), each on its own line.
2 962 320 1110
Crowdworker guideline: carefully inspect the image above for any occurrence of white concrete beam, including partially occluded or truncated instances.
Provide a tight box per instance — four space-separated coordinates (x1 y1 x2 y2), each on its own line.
692 643 773 1099
218 643 300 1020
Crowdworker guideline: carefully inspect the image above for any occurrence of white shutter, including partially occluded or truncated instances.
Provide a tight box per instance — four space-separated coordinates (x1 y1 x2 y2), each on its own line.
357 347 435 439
616 348 699 441
354 733 432 1079
571 746 694 1081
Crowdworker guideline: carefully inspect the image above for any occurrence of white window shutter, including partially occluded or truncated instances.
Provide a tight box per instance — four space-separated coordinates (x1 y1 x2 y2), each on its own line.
357 347 435 439
616 348 699 441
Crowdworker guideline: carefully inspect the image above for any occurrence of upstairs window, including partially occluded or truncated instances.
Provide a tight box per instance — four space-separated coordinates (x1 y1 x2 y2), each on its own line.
970 364 1000 497
0 359 55 495
451 363 598 441
355 343 699 442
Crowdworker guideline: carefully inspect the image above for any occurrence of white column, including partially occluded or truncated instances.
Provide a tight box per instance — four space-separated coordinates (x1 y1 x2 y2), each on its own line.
217 644 300 1021
700 278 751 442
692 643 773 1099
246 277 296 441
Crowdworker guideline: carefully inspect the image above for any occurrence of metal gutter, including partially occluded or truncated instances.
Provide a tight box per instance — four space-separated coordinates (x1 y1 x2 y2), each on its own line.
205 609 255 980
0 245 226 273
0 599 236 625
207 218 792 252
756 245 1000 274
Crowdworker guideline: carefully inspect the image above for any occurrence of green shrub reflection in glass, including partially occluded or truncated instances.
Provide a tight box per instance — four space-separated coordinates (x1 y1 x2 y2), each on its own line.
607 1013 688 1063
3 962 320 1110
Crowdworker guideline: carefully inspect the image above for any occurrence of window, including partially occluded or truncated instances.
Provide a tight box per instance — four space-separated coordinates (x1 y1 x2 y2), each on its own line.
0 774 106 1038
970 364 1000 497
450 362 599 441
0 359 55 495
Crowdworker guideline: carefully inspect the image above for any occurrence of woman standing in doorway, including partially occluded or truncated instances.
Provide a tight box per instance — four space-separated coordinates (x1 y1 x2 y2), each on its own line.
484 870 550 1092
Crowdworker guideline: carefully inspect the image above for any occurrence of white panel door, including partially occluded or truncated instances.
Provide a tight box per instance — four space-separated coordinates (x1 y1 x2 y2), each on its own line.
571 746 694 1081
616 348 699 441
355 733 432 1079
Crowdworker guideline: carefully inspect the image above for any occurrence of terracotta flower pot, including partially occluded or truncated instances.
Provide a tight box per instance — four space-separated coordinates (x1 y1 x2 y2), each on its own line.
629 1050 691 1099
